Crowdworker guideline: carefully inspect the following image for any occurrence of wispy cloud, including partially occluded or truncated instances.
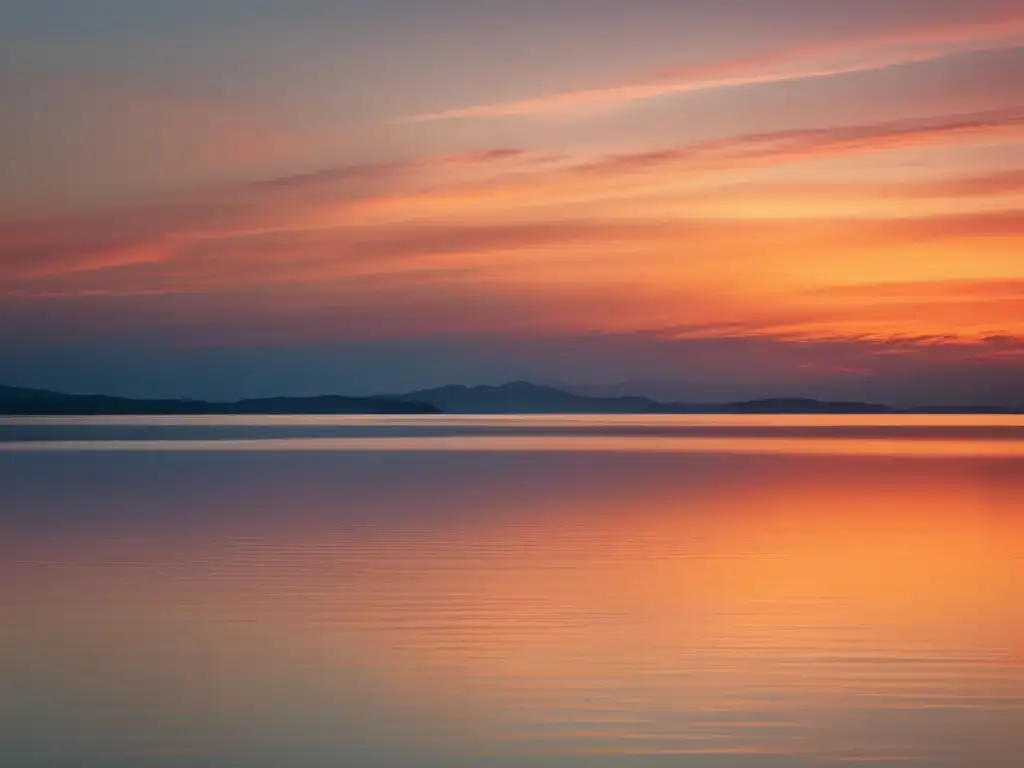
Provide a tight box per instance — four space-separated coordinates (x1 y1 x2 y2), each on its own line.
684 170 1024 205
355 107 1024 222
6 103 1021 273
0 148 620 288
3 105 1023 355
584 106 1024 174
0 159 416 280
411 13 1024 121
810 278 1024 301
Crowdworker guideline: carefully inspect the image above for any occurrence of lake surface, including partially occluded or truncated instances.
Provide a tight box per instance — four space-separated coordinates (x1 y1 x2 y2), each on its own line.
2 416 1022 766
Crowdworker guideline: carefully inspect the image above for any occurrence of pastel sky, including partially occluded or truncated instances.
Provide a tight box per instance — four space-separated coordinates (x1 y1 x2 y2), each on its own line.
2 0 1023 403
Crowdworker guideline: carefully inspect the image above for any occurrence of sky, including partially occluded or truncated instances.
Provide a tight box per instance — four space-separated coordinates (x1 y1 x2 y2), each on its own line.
1 0 1023 404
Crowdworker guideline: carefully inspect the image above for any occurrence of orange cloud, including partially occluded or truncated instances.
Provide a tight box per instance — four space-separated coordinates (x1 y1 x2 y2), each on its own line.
652 171 1024 219
355 108 1024 224
412 13 1024 120
585 107 1024 176
3 102 1023 365
6 104 1018 284
0 160 416 281
809 278 1024 301
4 276 1022 406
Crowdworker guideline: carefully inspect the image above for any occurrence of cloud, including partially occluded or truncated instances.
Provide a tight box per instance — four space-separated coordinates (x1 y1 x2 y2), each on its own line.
675 170 1024 211
810 278 1024 301
3 104 1023 364
11 206 1022 304
585 106 1024 174
0 160 414 281
4 273 1023 405
5 102 1021 279
411 12 1024 120
0 144 570 284
350 107 1024 224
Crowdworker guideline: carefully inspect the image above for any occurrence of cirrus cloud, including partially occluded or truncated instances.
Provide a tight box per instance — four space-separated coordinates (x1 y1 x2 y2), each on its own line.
411 11 1024 121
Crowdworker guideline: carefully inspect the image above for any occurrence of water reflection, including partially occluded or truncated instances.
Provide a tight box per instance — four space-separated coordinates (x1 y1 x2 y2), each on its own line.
1 444 1022 766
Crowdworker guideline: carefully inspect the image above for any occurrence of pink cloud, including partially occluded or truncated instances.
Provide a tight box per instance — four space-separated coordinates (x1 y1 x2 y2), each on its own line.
3 106 1023 331
411 13 1024 121
355 107 1024 222
584 106 1024 174
809 278 1024 300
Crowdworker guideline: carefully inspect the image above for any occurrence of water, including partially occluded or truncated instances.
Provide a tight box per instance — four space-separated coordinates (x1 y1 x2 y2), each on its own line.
2 416 1022 767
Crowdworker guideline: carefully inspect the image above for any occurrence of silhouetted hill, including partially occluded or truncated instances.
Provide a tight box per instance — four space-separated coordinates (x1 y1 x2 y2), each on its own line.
0 385 439 415
395 383 1020 414
650 398 896 414
3 382 1017 416
567 376 1022 411
393 383 907 414
392 381 657 414
568 379 802 403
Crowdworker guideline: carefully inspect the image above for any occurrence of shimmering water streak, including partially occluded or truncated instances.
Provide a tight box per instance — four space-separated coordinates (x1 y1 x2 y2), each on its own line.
3 413 1024 458
4 415 1021 426
3 434 1024 458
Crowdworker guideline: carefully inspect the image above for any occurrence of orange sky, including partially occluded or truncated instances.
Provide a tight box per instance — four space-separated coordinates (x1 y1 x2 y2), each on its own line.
1 1 1022 400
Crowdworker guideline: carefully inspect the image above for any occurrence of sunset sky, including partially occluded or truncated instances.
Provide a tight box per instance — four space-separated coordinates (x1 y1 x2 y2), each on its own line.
2 0 1023 403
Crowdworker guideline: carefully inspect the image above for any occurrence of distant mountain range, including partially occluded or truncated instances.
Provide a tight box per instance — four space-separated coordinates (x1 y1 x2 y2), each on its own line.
390 382 655 414
566 379 816 403
394 383 1018 414
564 376 1022 411
2 382 1018 415
0 385 439 415
392 382 895 414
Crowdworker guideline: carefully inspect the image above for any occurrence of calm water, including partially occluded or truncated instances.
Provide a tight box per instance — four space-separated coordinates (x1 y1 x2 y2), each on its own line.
1 416 1022 767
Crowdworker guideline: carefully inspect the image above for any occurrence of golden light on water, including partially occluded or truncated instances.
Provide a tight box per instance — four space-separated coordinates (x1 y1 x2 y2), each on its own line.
6 442 1019 763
